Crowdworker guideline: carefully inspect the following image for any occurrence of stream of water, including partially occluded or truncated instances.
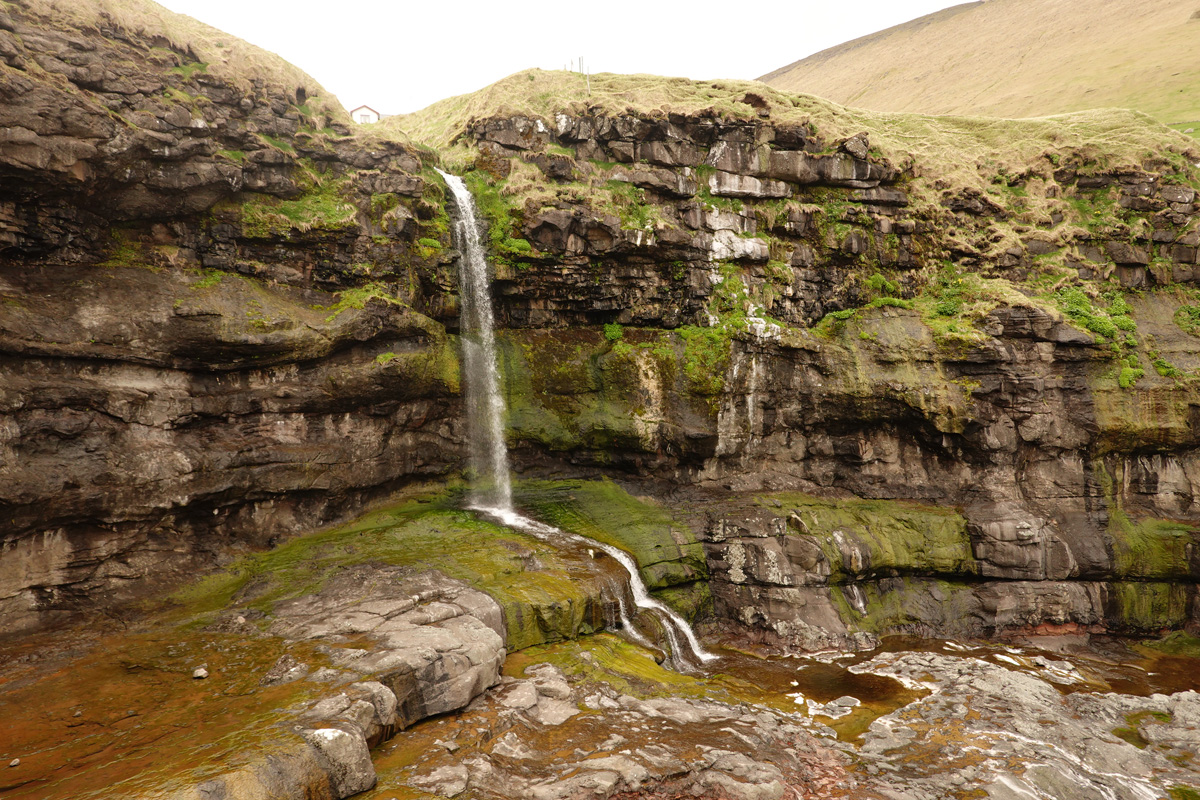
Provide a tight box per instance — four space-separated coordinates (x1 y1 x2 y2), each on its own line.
440 170 716 666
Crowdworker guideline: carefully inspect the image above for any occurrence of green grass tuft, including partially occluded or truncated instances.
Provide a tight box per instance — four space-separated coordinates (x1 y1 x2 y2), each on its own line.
677 325 733 396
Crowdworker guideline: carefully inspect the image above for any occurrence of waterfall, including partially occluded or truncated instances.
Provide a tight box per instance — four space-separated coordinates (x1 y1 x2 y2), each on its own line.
440 169 717 666
440 171 512 511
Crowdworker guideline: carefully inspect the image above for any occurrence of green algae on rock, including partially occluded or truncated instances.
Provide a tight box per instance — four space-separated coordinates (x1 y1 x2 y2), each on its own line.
173 489 620 651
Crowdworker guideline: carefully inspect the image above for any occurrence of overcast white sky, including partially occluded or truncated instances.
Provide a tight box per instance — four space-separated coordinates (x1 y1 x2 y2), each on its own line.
155 0 971 115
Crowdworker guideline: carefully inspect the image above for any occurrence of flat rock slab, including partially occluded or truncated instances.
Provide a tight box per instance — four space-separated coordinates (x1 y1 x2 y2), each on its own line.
840 650 1200 799
159 565 505 800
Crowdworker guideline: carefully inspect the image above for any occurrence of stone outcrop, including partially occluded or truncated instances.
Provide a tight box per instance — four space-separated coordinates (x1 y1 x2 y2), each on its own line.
843 648 1200 799
0 1 461 632
388 659 846 800
161 566 506 800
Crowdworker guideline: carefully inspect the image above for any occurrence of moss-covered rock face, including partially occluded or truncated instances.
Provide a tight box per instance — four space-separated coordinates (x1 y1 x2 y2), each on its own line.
496 328 718 469
751 493 976 582
513 478 710 619
395 76 1200 649
699 490 1200 644
164 477 712 649
173 487 622 651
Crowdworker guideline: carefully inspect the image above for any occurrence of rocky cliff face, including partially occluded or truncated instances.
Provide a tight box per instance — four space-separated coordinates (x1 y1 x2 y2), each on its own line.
415 74 1200 644
0 0 462 631
4 5 1200 650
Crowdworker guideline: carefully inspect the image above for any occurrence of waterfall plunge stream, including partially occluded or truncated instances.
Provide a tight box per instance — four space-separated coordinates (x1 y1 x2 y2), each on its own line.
440 170 716 667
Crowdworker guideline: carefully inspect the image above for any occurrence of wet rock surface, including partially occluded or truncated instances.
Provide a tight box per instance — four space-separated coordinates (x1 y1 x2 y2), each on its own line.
841 646 1200 799
368 659 847 800
3 493 1199 800
0 565 505 800
366 635 1200 800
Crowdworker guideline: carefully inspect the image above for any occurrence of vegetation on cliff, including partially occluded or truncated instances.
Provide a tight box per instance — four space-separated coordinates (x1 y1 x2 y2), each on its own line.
399 68 1197 198
389 68 1200 417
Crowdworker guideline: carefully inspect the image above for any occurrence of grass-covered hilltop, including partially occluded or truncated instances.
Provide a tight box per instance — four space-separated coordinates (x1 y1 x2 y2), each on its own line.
408 68 1200 339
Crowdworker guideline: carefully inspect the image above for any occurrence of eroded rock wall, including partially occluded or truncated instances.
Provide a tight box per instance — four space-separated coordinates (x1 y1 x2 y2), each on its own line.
446 103 1200 642
0 3 463 632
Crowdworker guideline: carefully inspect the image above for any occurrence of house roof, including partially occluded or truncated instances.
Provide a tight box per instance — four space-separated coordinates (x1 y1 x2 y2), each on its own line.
349 104 381 116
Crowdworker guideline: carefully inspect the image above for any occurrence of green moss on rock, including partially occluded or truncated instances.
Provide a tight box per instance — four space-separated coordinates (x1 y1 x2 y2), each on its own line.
1108 510 1198 580
496 331 655 454
515 478 708 595
1142 630 1200 659
503 634 792 711
651 583 713 624
236 162 357 238
764 492 976 580
1108 582 1192 631
172 490 613 651
829 578 976 633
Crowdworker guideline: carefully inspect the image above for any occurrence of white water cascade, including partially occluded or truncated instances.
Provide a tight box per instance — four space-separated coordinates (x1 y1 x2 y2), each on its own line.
440 170 716 666
441 170 513 511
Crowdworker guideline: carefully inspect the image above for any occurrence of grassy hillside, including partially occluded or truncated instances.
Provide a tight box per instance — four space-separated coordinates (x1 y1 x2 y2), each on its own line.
398 68 1197 205
760 0 1200 132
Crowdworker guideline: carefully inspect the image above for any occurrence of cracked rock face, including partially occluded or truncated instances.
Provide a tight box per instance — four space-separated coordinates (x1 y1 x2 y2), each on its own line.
840 649 1200 800
364 635 1200 800
271 567 506 731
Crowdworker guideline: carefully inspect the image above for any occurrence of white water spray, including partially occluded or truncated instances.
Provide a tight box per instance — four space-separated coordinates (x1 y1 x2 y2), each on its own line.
440 169 716 666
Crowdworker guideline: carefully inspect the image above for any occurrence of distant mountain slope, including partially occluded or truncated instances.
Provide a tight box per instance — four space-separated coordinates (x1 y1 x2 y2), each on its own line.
760 0 1200 130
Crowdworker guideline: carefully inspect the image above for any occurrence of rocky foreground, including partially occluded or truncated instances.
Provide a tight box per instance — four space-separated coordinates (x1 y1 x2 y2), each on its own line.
3 486 1198 800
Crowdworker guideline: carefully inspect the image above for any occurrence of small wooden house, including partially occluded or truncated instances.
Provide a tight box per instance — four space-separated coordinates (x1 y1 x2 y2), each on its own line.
350 104 381 124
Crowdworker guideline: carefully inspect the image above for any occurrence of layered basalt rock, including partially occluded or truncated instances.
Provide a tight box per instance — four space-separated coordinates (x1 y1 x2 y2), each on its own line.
0 263 461 632
432 85 1200 642
0 2 462 632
